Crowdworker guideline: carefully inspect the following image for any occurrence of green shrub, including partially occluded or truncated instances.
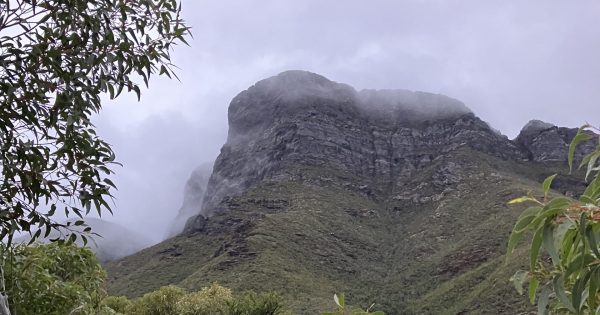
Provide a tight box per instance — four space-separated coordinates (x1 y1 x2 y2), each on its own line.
226 291 287 315
175 282 233 315
101 296 132 314
3 243 106 315
125 285 186 315
103 283 287 315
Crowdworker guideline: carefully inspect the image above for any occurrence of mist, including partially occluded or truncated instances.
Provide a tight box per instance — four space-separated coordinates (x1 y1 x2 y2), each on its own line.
89 0 600 245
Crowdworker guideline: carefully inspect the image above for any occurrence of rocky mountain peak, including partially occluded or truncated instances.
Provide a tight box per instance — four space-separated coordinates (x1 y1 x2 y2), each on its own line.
521 119 556 134
197 71 524 218
515 120 594 162
185 72 595 222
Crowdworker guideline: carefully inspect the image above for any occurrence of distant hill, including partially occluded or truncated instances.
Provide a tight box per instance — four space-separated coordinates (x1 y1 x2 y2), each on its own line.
106 71 592 314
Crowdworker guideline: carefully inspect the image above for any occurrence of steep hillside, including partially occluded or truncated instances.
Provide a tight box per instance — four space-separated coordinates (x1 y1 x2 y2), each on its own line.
106 71 588 314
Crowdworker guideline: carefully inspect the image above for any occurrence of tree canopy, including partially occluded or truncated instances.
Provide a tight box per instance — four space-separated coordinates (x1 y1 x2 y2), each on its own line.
0 0 190 244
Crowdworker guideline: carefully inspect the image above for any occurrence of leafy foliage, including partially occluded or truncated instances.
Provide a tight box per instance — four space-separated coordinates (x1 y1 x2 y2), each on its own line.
0 0 190 244
101 295 132 314
225 291 287 315
508 124 600 314
104 283 288 315
322 293 384 315
124 285 186 315
175 283 233 315
2 242 106 315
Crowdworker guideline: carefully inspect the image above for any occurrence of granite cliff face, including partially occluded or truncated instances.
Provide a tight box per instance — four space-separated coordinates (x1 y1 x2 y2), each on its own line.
110 71 593 314
197 71 587 220
516 119 596 162
200 71 526 218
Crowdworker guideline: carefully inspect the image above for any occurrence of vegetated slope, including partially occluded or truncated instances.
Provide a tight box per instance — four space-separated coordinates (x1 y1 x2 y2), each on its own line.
106 71 589 314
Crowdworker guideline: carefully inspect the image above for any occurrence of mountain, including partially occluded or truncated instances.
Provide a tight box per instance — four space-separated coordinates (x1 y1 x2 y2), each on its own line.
106 71 589 314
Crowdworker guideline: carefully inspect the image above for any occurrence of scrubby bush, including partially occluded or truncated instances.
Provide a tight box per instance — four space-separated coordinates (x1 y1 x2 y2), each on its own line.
226 291 287 315
101 283 288 315
2 243 106 315
101 296 133 314
175 283 233 315
125 285 186 315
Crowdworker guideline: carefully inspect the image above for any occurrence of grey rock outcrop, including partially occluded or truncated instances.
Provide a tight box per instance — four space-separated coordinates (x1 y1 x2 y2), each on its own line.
515 119 595 162
198 71 525 218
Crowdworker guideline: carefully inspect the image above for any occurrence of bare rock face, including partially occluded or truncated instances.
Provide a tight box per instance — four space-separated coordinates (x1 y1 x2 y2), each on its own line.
176 71 594 226
198 70 525 218
515 119 595 162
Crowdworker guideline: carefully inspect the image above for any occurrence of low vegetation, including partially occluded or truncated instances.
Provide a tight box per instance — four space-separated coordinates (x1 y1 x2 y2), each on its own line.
2 243 106 315
321 293 384 315
2 242 385 314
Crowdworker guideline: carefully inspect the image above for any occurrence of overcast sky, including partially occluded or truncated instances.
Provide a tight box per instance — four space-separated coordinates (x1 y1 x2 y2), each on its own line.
93 0 600 242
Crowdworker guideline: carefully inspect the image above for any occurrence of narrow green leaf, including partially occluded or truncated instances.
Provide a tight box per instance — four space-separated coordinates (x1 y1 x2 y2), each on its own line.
573 268 592 312
553 221 574 260
584 152 600 181
537 285 551 315
562 228 579 264
507 229 525 257
553 275 576 312
569 128 593 172
586 226 600 259
530 225 544 271
132 85 141 101
589 267 600 311
529 277 539 304
544 197 572 211
543 222 560 266
514 215 536 234
543 174 557 198
107 83 115 99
